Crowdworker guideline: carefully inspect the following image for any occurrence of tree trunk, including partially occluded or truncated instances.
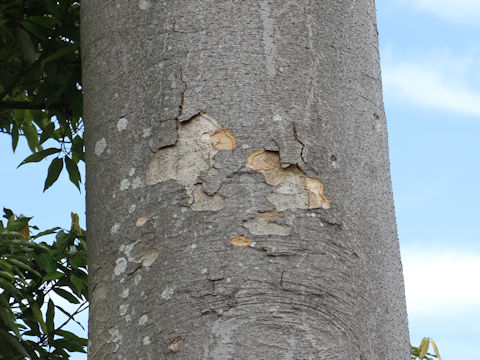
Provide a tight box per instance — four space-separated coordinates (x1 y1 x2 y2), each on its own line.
81 1 409 359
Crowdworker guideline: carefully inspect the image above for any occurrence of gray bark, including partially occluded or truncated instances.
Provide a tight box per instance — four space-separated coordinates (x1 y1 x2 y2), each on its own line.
82 1 410 359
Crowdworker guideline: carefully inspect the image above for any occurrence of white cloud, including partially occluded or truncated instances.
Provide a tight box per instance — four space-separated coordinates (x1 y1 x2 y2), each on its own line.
400 0 480 23
382 51 480 116
402 246 480 316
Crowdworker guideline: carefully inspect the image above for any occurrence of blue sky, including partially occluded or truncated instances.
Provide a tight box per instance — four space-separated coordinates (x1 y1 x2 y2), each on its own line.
378 0 480 358
1 0 479 358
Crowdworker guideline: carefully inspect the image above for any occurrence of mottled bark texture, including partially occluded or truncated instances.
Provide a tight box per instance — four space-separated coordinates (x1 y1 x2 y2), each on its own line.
82 1 409 359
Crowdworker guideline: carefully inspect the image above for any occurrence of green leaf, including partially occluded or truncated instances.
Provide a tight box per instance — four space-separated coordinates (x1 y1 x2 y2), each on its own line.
5 258 42 278
64 156 81 190
0 306 20 336
0 329 29 358
0 278 22 297
37 252 56 273
46 299 55 337
69 253 86 269
11 123 19 152
22 121 39 152
44 157 63 191
70 274 83 293
42 271 64 282
17 148 61 167
14 109 25 123
17 28 37 65
6 216 32 231
71 135 84 162
42 43 78 64
33 226 61 239
30 301 48 335
27 15 59 29
52 288 80 304
21 20 44 38
39 122 56 145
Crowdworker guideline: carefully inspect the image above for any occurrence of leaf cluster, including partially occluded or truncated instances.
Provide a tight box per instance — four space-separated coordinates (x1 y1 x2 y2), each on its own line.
0 209 87 359
411 337 441 359
0 0 83 190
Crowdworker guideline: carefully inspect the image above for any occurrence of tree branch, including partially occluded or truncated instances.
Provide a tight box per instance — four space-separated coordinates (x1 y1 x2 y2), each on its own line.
0 100 63 111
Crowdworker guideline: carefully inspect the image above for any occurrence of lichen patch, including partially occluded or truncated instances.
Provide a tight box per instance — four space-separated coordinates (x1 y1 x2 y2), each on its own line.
114 257 127 276
95 137 107 156
230 235 253 247
161 286 175 300
117 117 128 131
245 148 330 210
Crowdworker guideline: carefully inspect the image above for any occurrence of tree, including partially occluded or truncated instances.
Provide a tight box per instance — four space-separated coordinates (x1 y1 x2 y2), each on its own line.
82 1 410 358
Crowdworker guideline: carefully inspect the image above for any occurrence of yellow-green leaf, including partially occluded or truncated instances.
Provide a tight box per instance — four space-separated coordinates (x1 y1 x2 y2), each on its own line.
431 339 441 359
418 337 430 358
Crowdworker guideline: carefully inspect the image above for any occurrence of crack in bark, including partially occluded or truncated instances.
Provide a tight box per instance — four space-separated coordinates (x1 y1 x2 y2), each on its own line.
178 65 187 118
292 122 306 162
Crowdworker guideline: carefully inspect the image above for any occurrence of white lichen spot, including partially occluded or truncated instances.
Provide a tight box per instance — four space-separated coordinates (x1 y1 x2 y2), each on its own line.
134 274 142 285
161 286 175 300
95 137 107 156
117 117 128 132
125 314 131 322
201 268 208 274
120 178 131 191
146 113 235 211
272 114 282 122
119 304 129 316
143 336 152 345
226 277 231 283
111 223 121 234
114 257 128 276
132 177 143 189
241 144 250 150
191 243 197 249
138 0 150 10
128 204 137 213
121 288 130 298
142 127 152 138
129 168 136 176
138 314 148 325
108 326 121 350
